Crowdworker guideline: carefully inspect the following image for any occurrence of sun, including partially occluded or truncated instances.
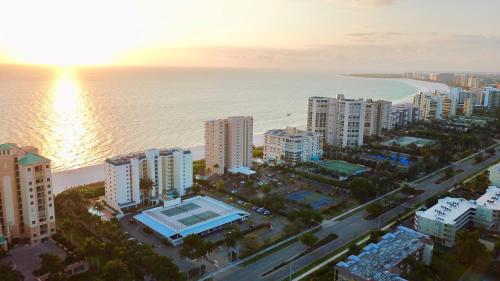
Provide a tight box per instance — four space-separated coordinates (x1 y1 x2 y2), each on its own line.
0 0 147 66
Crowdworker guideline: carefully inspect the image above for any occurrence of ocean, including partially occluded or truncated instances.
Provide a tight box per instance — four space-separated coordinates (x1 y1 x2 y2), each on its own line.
0 65 449 172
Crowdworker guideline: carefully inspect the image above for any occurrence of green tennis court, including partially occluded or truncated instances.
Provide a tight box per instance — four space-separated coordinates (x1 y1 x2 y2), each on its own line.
161 202 200 217
318 160 369 176
178 210 219 226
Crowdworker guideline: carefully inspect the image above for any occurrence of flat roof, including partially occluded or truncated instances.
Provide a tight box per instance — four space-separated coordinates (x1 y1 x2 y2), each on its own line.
416 197 475 224
106 147 190 166
134 196 248 240
476 186 500 211
228 166 256 176
336 226 430 281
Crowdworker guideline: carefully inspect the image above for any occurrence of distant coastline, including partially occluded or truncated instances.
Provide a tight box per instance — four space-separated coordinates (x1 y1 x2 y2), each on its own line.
346 73 404 79
343 74 451 97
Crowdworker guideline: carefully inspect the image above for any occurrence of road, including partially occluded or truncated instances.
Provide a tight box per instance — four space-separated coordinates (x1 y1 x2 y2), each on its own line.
205 144 500 281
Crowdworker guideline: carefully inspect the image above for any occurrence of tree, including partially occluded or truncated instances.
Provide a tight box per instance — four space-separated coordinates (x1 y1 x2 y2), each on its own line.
180 234 214 261
224 225 243 261
192 183 201 194
299 232 318 248
139 178 154 203
456 229 490 266
0 251 23 281
102 259 131 281
80 237 105 271
366 202 384 217
261 184 271 194
349 178 377 202
35 253 65 279
215 179 225 191
296 210 323 226
93 201 105 213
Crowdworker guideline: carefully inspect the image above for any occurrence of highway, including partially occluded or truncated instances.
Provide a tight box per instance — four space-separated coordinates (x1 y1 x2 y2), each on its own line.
205 144 500 281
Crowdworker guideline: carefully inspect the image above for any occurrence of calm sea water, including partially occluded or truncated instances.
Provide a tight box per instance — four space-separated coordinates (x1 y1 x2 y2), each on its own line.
0 65 444 171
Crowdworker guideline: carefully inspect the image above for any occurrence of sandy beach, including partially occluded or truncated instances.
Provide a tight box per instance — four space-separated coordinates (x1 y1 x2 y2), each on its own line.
52 134 267 195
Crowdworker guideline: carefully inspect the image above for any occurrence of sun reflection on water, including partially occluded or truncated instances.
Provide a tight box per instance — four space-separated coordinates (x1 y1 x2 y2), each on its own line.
43 69 97 171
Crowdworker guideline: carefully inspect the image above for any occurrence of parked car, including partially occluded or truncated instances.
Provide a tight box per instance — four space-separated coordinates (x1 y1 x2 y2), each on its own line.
237 200 244 205
263 210 271 215
256 208 265 213
231 189 238 194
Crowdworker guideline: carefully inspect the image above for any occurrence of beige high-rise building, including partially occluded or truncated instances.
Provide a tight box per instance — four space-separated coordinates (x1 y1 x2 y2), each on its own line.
204 116 253 175
0 143 56 249
365 99 392 136
463 98 474 117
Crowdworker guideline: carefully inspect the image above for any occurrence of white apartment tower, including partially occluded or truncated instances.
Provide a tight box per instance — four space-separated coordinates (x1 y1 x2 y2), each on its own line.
412 91 455 121
264 127 322 164
0 143 56 249
307 95 365 147
204 116 253 175
104 148 193 212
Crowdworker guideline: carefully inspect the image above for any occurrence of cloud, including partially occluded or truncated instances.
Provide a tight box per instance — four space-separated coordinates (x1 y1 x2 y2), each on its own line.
122 32 500 73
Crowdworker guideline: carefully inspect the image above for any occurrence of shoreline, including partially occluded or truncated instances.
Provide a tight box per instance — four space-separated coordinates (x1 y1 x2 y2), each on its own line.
52 134 267 195
52 77 448 194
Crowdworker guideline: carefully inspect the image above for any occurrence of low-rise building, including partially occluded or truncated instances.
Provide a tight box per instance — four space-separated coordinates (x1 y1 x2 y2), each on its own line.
415 187 500 246
334 226 433 281
264 127 322 164
104 148 193 213
415 197 475 247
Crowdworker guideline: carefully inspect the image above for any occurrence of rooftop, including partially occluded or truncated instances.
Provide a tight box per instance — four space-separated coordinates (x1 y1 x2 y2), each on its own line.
106 147 190 166
336 226 430 281
17 152 50 166
134 196 248 240
476 186 500 211
0 143 17 150
228 166 256 176
265 127 320 139
416 197 475 224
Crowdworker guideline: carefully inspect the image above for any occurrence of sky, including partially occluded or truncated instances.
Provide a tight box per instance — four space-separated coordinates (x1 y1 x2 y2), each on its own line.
0 0 499 72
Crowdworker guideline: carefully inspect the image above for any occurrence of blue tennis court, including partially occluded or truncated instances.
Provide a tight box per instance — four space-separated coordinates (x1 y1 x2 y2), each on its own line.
288 190 335 210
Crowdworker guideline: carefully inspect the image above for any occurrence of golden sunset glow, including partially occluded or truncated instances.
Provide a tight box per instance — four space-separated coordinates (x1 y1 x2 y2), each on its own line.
41 69 97 170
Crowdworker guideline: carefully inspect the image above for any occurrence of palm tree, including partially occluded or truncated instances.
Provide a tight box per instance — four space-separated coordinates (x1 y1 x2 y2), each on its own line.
139 178 154 204
80 237 105 272
223 225 243 261
93 201 105 214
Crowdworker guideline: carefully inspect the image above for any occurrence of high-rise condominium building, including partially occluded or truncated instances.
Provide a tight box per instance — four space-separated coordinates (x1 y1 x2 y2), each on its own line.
0 143 56 248
104 148 193 212
204 116 253 175
390 103 419 129
264 127 322 164
364 99 392 137
481 86 500 108
307 95 365 147
412 91 456 121
463 98 474 117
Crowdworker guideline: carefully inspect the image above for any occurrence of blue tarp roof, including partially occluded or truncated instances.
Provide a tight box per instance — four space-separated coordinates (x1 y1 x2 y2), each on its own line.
134 212 248 239
180 212 247 236
134 213 177 238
